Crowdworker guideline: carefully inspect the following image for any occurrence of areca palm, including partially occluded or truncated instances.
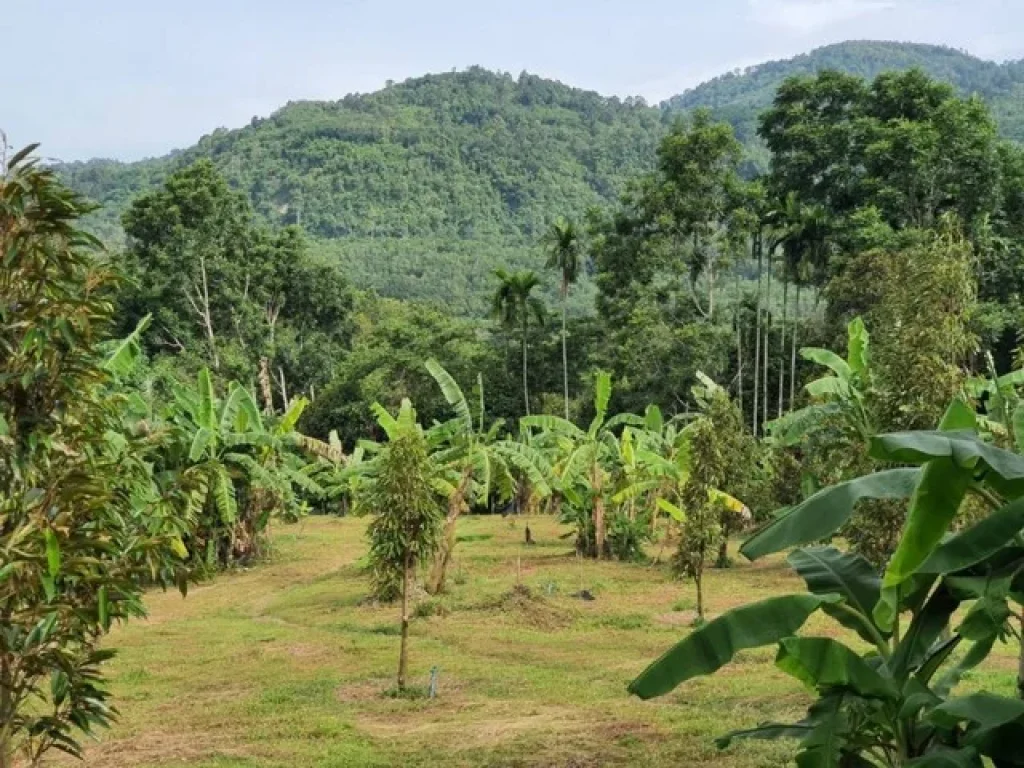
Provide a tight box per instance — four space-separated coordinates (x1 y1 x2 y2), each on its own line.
492 268 546 416
543 218 583 419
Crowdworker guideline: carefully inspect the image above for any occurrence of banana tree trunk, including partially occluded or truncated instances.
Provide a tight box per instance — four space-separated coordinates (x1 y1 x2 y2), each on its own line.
427 468 473 594
592 464 606 559
561 296 570 420
398 549 411 690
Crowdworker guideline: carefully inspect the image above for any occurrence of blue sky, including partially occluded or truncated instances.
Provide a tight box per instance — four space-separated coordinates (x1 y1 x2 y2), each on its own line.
4 0 1022 161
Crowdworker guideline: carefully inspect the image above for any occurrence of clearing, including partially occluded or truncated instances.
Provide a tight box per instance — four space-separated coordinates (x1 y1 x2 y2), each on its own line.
65 516 1018 767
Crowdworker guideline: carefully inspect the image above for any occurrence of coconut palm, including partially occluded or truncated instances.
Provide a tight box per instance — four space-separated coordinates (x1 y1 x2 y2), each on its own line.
491 268 546 416
543 218 583 419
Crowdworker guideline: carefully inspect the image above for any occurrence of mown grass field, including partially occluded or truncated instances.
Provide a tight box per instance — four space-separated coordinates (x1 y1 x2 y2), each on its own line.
64 515 1019 768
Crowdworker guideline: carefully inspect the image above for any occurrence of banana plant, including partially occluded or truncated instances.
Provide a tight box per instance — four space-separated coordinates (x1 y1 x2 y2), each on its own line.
522 371 643 558
424 359 551 592
767 316 875 447
631 399 1024 766
164 368 319 567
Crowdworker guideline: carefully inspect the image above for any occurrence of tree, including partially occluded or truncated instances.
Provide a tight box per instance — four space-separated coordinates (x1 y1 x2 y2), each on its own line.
491 269 546 416
363 400 444 691
423 360 550 593
0 147 188 766
543 218 583 419
632 399 1024 765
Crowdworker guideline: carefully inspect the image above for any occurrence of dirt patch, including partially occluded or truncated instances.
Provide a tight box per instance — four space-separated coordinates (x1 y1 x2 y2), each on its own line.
489 584 577 629
66 730 248 768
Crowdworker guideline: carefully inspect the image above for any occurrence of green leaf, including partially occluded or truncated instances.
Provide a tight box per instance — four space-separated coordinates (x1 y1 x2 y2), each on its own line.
371 402 400 439
741 469 920 561
716 723 811 749
656 497 686 522
102 314 151 375
213 466 237 524
787 547 886 645
930 693 1024 731
775 637 898 700
0 413 7 437
918 496 1024 576
589 370 612 437
905 748 982 767
43 528 60 578
189 427 215 462
1013 402 1024 455
801 347 852 380
426 359 473 433
627 594 840 699
870 432 1024 485
881 458 972 594
847 317 869 379
890 583 960 679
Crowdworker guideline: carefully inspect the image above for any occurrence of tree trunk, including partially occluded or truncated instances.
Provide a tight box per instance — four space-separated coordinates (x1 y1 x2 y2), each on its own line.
735 269 743 418
398 549 411 691
752 232 762 435
521 316 530 417
716 535 729 569
427 469 472 594
790 281 800 409
592 465 606 559
695 571 705 622
778 275 788 419
763 245 773 429
561 295 570 420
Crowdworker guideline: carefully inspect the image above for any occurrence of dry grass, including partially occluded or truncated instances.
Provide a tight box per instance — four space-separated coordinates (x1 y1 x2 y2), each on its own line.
51 515 1018 767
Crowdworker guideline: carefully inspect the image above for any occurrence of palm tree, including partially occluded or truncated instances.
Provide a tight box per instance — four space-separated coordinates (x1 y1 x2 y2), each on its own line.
543 218 583 420
492 268 546 416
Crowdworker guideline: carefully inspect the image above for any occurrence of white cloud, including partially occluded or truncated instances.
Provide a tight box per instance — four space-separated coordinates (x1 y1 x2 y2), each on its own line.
748 0 897 34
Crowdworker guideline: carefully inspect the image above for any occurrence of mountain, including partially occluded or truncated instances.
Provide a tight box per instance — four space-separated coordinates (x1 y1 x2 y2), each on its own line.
55 41 1024 313
668 41 1024 146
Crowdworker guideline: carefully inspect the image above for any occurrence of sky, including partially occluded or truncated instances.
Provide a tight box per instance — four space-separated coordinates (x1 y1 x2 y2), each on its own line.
4 0 1023 162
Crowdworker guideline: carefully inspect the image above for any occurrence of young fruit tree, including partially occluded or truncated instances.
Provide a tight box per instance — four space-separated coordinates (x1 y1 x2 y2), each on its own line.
364 400 444 690
631 399 1024 766
0 147 189 766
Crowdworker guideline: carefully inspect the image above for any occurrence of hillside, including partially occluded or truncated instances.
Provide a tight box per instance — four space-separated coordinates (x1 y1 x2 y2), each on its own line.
669 40 1024 145
56 41 1024 312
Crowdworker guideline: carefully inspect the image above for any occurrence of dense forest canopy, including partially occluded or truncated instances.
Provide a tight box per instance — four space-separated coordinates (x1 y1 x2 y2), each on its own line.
55 41 1024 313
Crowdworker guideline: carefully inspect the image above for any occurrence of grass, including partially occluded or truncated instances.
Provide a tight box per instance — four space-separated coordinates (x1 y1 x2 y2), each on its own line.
65 515 1018 767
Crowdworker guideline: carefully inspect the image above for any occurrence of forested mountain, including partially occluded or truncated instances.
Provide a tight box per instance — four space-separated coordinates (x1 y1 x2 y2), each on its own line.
56 41 1024 311
669 41 1024 144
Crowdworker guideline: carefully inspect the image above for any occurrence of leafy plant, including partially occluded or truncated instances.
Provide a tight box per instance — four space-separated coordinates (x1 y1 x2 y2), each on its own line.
0 147 189 765
631 399 1024 766
363 400 445 690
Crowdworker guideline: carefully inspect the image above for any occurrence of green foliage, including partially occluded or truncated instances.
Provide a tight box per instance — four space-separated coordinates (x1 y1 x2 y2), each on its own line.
119 160 355 397
364 405 444 602
0 148 189 764
633 399 1024 766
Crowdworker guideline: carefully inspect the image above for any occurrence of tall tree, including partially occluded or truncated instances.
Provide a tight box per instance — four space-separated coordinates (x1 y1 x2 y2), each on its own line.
491 269 546 416
543 217 583 419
